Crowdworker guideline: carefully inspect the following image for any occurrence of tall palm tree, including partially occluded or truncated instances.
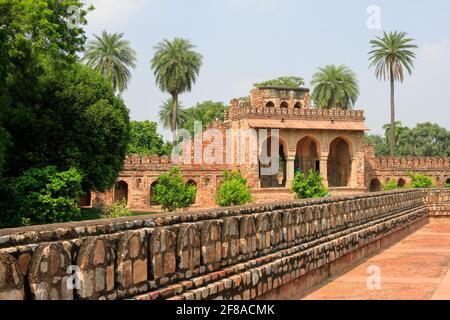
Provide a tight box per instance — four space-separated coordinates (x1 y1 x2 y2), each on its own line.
383 121 408 149
369 31 417 156
158 98 186 131
83 31 137 93
151 38 203 143
310 65 359 110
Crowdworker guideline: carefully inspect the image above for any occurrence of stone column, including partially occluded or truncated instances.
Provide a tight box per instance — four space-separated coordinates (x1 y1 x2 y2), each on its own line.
320 153 329 188
286 155 296 188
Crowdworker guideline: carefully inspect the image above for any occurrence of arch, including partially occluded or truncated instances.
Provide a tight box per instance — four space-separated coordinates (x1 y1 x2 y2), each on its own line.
397 178 406 188
280 101 289 109
186 180 198 205
445 178 450 187
150 181 159 206
327 137 352 187
79 192 92 207
294 102 302 109
265 101 275 108
259 135 287 188
114 181 128 204
369 179 381 192
295 136 321 176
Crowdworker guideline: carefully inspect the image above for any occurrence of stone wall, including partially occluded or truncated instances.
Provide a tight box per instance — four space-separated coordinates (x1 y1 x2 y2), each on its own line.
1 189 448 300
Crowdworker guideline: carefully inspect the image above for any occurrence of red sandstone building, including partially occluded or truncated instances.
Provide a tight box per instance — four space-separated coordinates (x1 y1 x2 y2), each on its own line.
90 87 450 210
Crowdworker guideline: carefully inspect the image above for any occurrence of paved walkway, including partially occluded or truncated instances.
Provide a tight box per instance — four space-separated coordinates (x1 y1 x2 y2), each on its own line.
302 219 450 300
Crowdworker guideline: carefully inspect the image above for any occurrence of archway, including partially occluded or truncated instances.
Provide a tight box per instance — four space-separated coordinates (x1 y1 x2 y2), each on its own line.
280 101 289 109
266 101 275 108
398 178 406 188
369 179 381 192
294 102 302 109
114 181 128 204
150 181 159 206
79 192 92 207
327 137 352 187
446 178 450 187
295 136 320 177
259 136 287 188
186 180 198 205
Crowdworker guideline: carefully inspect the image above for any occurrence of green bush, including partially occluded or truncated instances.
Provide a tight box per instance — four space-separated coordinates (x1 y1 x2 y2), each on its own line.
153 167 197 212
9 166 83 227
445 181 450 189
382 180 398 191
291 170 329 199
100 199 132 219
409 173 434 188
216 171 253 207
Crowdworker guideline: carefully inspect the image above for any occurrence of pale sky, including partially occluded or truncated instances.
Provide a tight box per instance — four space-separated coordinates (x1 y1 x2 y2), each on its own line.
83 0 450 140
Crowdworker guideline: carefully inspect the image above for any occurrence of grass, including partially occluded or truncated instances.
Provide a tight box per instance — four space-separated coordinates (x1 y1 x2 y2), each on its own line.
78 208 157 222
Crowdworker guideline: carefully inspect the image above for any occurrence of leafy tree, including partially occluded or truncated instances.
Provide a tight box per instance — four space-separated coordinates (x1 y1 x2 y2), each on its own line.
5 166 83 227
409 173 433 188
365 134 390 156
183 101 227 136
151 38 203 144
396 123 449 157
254 76 305 89
158 98 187 132
311 65 359 109
153 167 197 212
128 121 172 156
83 31 137 93
216 171 253 207
369 31 418 156
383 121 409 148
291 170 329 199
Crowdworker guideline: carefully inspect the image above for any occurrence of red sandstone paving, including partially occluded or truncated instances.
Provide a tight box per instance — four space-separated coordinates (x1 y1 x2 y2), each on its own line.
302 220 450 300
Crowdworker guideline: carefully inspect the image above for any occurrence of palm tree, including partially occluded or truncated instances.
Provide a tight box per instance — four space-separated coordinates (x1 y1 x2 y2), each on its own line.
383 121 408 149
158 98 186 131
151 38 203 143
369 31 417 156
310 65 359 110
83 31 137 93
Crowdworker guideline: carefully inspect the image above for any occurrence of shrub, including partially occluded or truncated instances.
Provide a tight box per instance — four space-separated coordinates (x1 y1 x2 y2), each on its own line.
446 181 450 189
153 167 197 212
409 173 433 188
382 180 398 191
9 166 83 226
100 199 132 219
216 171 253 207
291 170 329 199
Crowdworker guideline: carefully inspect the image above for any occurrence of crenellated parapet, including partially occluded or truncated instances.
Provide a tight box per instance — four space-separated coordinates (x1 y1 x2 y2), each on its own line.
368 156 450 169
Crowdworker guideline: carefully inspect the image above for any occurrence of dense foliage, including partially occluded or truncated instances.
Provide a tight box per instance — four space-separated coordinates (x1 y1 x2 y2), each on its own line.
3 166 83 227
291 170 329 199
365 123 450 157
152 167 197 212
254 76 305 89
311 65 359 109
216 171 253 207
100 199 132 219
383 180 399 191
409 173 433 188
182 101 228 136
128 121 172 156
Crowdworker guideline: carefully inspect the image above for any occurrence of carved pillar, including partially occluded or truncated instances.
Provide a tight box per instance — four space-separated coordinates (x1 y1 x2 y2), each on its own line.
320 153 329 188
286 155 296 188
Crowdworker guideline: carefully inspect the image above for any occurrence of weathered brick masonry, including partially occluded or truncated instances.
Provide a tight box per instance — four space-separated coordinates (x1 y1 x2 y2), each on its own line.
0 189 448 300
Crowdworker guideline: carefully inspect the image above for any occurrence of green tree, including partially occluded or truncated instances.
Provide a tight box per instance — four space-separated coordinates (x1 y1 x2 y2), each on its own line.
216 171 253 207
128 121 172 156
409 173 433 188
158 98 187 132
5 166 83 227
383 121 409 148
151 38 203 144
254 76 305 89
291 170 329 199
369 31 418 156
153 167 197 212
396 123 449 157
311 65 359 109
183 101 228 136
83 31 137 93
365 134 390 156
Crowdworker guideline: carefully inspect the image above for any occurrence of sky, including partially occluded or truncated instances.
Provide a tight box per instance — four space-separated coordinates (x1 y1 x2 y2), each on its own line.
83 0 450 140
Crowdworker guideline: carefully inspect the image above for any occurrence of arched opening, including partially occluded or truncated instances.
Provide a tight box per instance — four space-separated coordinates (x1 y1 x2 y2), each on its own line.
150 181 159 206
445 178 450 188
398 178 406 188
327 138 352 187
186 180 198 205
295 136 320 177
294 102 302 109
114 181 128 204
79 192 92 207
369 179 381 192
259 136 287 188
280 101 289 109
265 101 275 108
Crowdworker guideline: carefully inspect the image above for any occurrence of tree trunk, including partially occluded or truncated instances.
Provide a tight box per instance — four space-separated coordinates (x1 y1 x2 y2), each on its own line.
389 67 395 157
171 93 178 145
